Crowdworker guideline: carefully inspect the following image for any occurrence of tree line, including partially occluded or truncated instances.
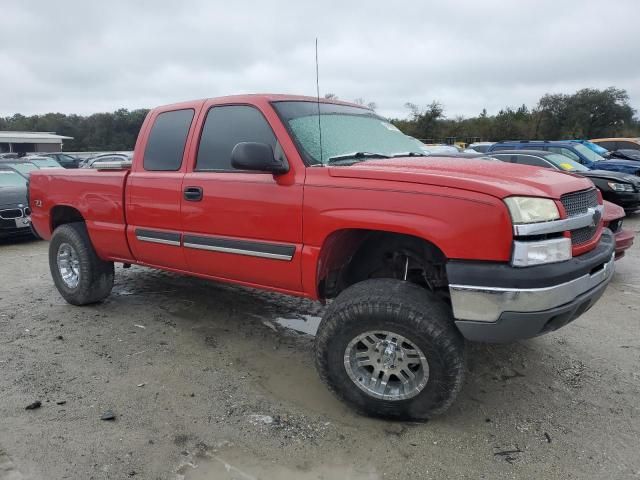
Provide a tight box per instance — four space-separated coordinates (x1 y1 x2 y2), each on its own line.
0 108 149 151
391 87 640 143
0 87 637 151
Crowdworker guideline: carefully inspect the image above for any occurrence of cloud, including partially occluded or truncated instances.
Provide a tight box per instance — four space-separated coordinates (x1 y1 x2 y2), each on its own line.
1 0 639 119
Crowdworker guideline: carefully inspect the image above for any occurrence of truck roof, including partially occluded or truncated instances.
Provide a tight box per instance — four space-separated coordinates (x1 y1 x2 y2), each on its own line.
153 94 371 112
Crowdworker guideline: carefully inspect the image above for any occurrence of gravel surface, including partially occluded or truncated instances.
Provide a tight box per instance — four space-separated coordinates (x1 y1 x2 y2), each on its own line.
1 215 639 479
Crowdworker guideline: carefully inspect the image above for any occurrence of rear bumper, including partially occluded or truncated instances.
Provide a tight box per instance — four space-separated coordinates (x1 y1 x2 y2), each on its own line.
447 230 615 343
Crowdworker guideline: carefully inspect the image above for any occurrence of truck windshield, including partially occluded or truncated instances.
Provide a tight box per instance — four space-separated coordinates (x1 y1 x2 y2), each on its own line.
573 144 605 163
545 154 590 172
0 170 27 188
273 101 423 165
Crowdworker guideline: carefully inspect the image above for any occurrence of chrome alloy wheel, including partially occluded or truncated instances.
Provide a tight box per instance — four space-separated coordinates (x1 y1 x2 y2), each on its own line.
57 243 81 288
344 330 429 401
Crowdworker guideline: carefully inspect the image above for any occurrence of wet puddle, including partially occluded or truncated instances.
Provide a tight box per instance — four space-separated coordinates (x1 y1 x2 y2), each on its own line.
274 315 321 336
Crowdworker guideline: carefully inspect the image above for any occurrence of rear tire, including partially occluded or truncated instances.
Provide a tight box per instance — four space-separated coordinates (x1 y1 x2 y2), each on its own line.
315 279 466 420
49 222 114 305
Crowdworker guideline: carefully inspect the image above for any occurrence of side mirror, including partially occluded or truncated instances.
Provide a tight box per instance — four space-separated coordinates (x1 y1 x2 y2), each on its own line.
231 142 289 174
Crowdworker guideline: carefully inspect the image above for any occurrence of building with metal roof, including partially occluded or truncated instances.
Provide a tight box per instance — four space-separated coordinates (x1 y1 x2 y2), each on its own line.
0 131 74 153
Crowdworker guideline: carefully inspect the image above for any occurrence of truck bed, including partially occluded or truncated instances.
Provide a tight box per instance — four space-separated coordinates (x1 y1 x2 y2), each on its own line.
29 168 134 261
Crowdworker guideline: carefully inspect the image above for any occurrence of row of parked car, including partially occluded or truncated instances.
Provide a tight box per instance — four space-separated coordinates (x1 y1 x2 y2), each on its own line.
413 138 638 259
0 151 133 169
0 151 132 240
418 138 640 213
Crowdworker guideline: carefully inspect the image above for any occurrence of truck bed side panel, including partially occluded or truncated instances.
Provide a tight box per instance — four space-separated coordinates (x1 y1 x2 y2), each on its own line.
30 169 134 261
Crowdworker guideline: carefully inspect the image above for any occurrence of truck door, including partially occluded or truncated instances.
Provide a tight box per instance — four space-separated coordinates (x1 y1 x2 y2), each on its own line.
180 101 304 292
125 106 198 270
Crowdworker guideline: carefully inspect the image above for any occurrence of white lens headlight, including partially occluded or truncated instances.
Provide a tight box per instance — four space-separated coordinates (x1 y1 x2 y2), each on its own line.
608 182 634 192
512 238 572 267
504 197 560 224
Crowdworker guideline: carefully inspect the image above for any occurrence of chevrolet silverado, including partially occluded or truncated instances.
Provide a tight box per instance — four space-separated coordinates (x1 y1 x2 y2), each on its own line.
29 95 615 419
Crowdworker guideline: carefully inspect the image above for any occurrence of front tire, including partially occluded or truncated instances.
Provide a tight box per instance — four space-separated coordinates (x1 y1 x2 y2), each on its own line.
315 279 466 420
49 222 114 305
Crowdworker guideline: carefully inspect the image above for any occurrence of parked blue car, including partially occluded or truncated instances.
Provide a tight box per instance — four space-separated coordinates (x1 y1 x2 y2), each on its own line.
571 140 609 156
487 141 640 176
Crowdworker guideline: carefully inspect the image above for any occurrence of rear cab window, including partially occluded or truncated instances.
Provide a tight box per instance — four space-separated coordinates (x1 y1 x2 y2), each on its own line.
143 109 195 171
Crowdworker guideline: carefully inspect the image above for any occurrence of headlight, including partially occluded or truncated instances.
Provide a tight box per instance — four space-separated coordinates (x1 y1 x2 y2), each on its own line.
512 238 572 267
504 197 560 224
608 182 634 192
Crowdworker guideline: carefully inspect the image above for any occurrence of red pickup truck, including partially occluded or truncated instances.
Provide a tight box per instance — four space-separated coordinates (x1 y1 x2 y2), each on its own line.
29 94 616 419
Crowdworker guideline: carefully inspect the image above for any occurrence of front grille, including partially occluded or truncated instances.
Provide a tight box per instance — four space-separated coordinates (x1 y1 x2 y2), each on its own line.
0 208 23 220
560 188 598 217
571 225 598 245
560 188 599 246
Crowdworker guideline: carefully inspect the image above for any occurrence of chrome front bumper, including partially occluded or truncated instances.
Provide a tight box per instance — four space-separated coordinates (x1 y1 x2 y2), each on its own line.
449 252 615 323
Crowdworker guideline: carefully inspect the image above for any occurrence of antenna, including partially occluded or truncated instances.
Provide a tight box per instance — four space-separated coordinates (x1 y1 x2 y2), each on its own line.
315 38 324 164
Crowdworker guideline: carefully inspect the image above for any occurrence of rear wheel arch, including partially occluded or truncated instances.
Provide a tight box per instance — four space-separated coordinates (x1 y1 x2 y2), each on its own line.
51 205 85 232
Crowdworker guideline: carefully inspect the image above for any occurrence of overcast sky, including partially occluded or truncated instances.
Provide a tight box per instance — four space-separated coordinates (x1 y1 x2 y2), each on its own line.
1 0 639 120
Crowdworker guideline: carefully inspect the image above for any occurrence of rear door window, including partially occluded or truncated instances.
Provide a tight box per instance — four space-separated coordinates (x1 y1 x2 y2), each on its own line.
143 109 194 171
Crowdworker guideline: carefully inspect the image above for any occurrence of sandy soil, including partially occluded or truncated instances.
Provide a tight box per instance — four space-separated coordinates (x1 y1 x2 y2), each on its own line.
1 215 639 479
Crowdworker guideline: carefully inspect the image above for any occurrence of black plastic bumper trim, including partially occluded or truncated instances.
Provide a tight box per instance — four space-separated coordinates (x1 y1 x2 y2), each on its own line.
446 229 614 289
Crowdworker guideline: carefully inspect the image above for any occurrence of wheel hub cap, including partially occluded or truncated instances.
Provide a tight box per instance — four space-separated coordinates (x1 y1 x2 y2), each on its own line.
344 330 429 401
57 243 81 288
381 341 398 369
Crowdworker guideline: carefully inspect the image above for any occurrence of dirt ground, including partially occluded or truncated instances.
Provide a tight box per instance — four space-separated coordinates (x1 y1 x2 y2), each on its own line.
1 216 639 480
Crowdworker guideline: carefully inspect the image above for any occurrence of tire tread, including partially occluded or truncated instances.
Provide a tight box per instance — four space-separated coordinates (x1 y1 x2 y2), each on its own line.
315 279 466 419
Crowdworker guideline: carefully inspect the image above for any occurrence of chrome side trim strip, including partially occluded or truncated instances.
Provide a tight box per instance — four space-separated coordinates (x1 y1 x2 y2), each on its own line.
134 228 181 246
449 252 615 322
183 242 293 261
136 236 181 246
513 205 603 236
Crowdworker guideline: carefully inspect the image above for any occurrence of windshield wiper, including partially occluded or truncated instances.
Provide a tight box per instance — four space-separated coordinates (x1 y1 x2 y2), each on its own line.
326 152 390 164
390 152 428 157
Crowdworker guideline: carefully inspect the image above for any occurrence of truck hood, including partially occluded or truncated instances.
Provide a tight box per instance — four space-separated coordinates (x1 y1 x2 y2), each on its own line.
0 186 28 208
328 157 592 199
579 169 640 185
593 159 640 175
